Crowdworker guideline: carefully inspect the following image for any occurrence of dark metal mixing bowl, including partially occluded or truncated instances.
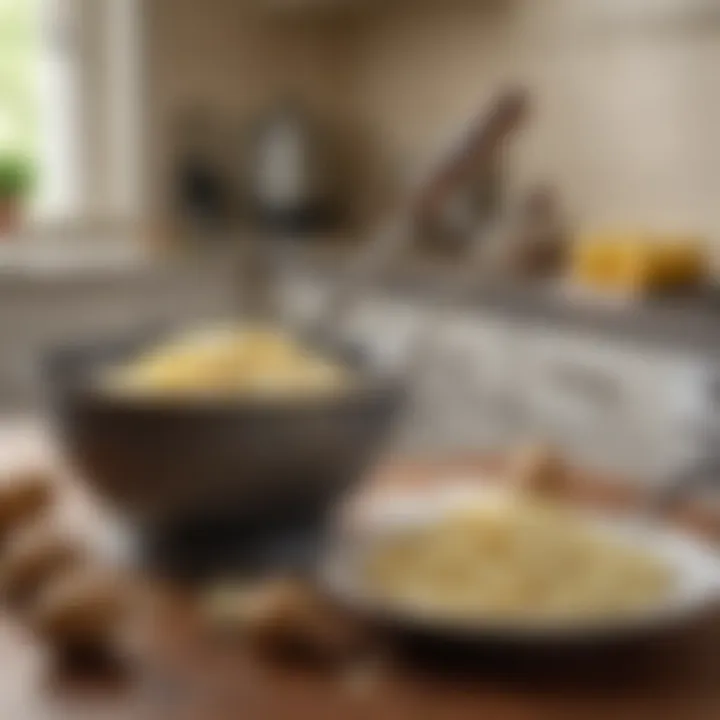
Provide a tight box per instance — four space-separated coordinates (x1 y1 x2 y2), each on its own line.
44 332 404 578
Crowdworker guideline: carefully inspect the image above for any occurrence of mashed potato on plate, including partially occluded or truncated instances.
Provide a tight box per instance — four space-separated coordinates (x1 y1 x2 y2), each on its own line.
362 490 673 624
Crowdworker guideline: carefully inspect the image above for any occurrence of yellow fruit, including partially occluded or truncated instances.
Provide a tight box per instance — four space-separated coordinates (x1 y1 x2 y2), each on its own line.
570 233 707 294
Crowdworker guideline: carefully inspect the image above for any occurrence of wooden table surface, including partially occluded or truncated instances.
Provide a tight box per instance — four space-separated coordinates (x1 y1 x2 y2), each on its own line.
0 426 718 719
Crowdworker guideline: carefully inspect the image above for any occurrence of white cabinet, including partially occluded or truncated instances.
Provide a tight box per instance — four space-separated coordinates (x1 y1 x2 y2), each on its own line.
343 292 717 482
505 329 712 480
323 289 716 479
523 332 645 442
345 297 424 373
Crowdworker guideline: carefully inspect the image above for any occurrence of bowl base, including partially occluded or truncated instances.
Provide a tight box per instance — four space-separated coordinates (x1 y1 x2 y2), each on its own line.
139 505 327 585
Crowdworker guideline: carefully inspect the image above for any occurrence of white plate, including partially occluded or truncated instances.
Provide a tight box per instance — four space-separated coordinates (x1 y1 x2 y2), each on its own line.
322 488 720 644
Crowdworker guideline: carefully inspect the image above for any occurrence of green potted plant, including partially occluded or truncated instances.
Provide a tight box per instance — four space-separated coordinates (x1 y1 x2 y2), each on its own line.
0 154 34 236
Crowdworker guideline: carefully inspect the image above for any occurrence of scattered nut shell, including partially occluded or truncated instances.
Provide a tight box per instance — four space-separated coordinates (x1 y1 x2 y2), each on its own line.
30 567 127 647
204 576 365 661
0 471 53 536
507 442 568 498
0 527 84 605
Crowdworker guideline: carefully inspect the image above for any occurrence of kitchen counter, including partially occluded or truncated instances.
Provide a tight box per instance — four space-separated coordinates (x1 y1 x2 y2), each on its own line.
4 233 720 358
286 244 720 359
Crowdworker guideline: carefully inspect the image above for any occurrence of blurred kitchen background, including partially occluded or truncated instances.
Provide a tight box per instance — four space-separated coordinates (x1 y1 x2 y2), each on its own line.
3 0 720 484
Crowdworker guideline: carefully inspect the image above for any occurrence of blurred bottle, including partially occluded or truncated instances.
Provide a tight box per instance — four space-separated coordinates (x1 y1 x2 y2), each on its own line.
173 109 234 242
247 100 340 236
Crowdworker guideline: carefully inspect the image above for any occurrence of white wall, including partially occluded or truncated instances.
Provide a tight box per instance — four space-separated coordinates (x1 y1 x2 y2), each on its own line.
146 0 720 241
348 0 720 237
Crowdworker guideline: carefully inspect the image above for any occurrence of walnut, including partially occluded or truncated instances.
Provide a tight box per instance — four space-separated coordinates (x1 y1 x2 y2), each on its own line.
203 576 364 662
0 526 83 605
30 567 127 648
0 470 53 537
507 442 569 498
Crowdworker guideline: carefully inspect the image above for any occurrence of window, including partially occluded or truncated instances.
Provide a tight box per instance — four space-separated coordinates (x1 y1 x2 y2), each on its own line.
0 0 142 228
0 0 39 160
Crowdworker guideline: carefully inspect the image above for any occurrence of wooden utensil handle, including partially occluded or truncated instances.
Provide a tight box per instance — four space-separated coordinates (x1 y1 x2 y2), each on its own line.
310 88 529 346
412 88 529 228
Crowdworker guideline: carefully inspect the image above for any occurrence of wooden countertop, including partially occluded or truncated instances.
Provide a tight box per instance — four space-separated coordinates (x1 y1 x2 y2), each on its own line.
0 425 718 719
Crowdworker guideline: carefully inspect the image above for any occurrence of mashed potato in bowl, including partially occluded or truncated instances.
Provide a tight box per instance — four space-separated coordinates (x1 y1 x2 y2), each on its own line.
101 325 352 400
358 489 674 627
